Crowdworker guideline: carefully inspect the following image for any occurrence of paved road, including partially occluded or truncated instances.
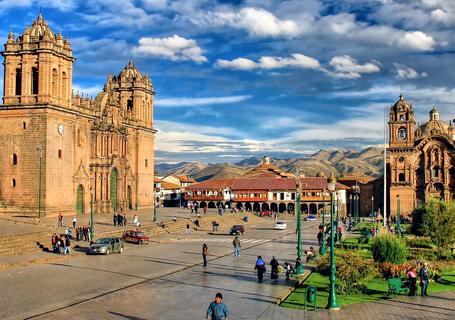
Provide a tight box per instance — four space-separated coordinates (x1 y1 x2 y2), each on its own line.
0 218 317 320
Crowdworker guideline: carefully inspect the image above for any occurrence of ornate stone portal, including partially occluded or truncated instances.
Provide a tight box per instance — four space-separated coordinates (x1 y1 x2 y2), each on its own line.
388 95 455 216
0 14 156 216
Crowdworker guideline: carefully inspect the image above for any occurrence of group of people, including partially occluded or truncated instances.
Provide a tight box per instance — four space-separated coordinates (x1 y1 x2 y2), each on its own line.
75 225 92 242
317 223 343 246
406 262 430 297
113 212 128 226
51 233 71 255
254 255 301 281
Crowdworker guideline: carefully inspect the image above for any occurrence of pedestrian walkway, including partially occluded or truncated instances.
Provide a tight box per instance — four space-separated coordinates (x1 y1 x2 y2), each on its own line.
181 237 268 244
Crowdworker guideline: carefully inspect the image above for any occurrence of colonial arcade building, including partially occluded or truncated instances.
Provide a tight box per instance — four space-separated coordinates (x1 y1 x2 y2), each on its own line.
0 14 155 216
388 95 455 216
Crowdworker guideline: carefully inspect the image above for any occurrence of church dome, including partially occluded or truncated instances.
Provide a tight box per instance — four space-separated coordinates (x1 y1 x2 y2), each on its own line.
392 94 412 112
119 60 142 79
418 107 451 137
26 13 55 40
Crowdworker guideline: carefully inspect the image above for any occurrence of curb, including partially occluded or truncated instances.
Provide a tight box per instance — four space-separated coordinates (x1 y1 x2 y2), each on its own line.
276 270 312 305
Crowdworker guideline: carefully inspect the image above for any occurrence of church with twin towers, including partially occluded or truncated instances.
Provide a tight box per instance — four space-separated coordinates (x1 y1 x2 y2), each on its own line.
0 14 156 217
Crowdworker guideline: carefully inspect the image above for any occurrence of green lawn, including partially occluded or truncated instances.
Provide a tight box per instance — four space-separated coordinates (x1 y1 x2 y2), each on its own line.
280 271 455 310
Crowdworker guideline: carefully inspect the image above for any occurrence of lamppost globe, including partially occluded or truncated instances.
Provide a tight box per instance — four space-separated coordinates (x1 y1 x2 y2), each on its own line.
327 173 336 192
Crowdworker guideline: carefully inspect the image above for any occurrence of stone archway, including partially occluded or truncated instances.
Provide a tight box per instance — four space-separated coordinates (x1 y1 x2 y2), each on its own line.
208 201 216 208
253 202 260 212
278 203 287 213
309 203 317 215
245 202 252 211
261 203 270 211
271 203 278 212
76 184 84 214
302 203 308 214
200 201 207 209
127 185 132 209
287 203 295 213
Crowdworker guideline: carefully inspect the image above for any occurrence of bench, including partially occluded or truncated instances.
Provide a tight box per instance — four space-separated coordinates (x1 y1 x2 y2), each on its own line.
387 278 409 297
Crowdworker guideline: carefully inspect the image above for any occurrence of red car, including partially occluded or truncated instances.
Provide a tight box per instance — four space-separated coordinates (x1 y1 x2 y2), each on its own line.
122 230 150 245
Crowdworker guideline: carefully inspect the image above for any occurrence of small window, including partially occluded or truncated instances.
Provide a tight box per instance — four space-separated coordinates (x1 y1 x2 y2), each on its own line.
22 122 27 129
12 154 17 165
12 179 16 187
399 157 405 163
399 115 404 121
58 149 62 159
399 173 405 182
145 159 148 167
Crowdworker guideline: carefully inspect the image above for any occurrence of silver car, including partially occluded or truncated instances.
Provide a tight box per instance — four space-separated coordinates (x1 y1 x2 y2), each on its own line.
89 237 124 255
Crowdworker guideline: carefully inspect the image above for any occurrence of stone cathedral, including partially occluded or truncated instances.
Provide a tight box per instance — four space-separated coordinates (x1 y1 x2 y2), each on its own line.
388 94 455 216
0 14 156 217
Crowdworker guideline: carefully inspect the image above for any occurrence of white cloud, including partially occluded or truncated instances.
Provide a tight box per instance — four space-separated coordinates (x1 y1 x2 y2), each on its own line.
0 0 77 12
215 53 320 70
132 35 207 63
72 84 102 97
328 55 380 79
397 31 435 51
394 63 427 79
156 95 252 107
192 7 302 38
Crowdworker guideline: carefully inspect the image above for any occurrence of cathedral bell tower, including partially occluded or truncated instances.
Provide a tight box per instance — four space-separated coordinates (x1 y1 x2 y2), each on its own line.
2 13 75 108
389 94 415 147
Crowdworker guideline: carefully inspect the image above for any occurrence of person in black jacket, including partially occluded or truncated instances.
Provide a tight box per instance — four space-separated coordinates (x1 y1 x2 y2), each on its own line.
270 256 279 279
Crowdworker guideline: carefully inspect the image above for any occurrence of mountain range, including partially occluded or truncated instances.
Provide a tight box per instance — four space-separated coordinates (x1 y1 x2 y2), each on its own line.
155 147 384 181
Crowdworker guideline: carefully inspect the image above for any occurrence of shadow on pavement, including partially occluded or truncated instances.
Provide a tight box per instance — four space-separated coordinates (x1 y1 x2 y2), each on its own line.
108 311 147 320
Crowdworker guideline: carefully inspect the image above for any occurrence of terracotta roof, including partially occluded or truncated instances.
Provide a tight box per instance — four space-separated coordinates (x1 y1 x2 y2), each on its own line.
242 162 287 178
184 179 235 190
232 178 296 190
299 177 349 190
175 175 196 183
160 181 180 190
154 177 162 183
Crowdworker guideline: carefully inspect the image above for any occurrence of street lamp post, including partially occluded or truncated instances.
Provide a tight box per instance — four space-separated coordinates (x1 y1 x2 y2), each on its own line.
37 146 43 220
153 203 157 222
349 194 352 226
371 196 374 221
320 191 327 255
90 187 94 241
335 196 340 243
295 173 303 274
396 195 401 236
326 173 340 310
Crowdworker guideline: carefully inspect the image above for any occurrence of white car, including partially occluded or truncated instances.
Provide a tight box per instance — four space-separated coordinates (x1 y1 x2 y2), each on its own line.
274 220 287 230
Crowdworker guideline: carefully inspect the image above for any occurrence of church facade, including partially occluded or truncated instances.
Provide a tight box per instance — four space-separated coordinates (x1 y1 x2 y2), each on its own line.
0 14 156 217
388 95 455 216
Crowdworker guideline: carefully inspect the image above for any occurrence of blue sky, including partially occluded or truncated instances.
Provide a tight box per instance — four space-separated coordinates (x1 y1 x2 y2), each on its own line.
1 0 455 163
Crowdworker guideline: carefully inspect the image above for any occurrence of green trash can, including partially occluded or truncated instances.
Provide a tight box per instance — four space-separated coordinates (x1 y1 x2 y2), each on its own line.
304 286 317 310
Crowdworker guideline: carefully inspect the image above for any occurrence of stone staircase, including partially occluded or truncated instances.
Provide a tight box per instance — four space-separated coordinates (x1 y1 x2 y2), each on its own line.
0 231 52 256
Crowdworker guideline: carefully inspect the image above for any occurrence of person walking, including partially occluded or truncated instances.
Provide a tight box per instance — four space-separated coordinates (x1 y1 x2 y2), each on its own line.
270 256 279 279
113 213 117 226
232 236 241 257
206 293 228 320
72 216 77 228
419 262 429 297
407 266 417 296
202 244 208 267
186 223 191 236
254 255 266 282
64 236 71 255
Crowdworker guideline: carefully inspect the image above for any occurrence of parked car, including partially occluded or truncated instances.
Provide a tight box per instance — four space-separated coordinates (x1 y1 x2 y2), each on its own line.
274 220 287 230
122 230 150 245
304 215 317 221
89 237 124 255
229 225 245 235
259 210 272 217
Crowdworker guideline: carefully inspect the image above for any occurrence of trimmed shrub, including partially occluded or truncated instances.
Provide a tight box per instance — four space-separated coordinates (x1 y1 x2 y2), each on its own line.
405 237 435 249
316 251 377 294
371 234 408 264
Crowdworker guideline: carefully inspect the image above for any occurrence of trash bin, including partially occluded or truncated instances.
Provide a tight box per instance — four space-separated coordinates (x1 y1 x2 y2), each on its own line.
306 286 316 303
304 285 317 310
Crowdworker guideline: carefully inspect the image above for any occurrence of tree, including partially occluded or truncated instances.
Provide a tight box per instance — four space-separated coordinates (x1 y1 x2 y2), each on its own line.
420 198 455 257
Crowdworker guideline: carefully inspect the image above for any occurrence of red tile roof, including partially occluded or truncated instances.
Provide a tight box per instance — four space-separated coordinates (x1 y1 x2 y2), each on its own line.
232 178 296 190
160 181 180 190
175 175 196 183
184 179 235 190
299 177 349 190
154 177 162 183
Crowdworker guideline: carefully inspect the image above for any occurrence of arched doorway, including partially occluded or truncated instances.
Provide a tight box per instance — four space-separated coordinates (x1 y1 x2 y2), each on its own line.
253 202 260 212
200 201 207 209
261 203 270 211
245 202 252 211
309 203 317 215
208 201 216 208
278 203 286 213
76 184 84 214
302 203 308 214
110 168 118 211
287 203 294 213
271 203 278 212
127 185 132 209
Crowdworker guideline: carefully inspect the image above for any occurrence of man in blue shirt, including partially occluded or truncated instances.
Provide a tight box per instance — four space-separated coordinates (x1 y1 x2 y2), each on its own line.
206 293 228 320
